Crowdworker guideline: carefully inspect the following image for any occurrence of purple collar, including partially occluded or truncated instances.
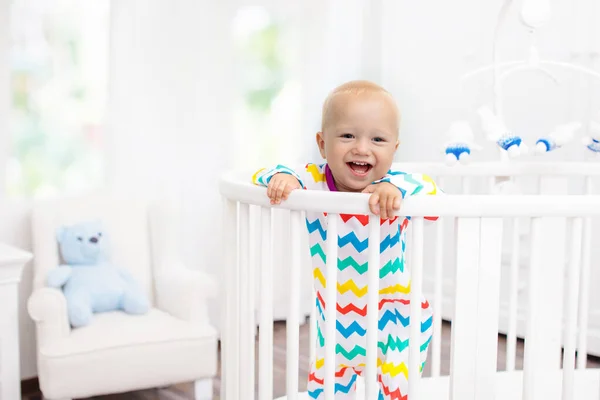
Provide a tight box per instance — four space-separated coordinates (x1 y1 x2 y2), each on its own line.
324 164 338 191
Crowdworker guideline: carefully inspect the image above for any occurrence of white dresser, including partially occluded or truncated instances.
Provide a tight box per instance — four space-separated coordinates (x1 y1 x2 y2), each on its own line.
0 243 31 400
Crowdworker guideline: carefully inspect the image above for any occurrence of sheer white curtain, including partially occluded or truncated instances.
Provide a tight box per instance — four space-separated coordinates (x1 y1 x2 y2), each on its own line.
232 0 384 321
106 0 235 327
0 0 9 197
305 0 378 161
107 0 234 256
105 0 384 327
231 0 380 167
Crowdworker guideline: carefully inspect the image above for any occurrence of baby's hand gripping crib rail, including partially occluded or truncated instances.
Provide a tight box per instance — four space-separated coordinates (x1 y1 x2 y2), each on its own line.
219 170 600 400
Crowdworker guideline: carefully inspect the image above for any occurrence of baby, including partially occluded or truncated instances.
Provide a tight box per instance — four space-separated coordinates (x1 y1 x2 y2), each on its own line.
253 80 439 399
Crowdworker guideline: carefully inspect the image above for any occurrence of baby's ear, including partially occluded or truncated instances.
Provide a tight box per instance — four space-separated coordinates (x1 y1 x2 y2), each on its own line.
316 132 326 158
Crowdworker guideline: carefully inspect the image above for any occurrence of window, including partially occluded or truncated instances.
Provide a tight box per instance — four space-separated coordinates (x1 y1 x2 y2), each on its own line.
232 5 304 169
8 0 109 197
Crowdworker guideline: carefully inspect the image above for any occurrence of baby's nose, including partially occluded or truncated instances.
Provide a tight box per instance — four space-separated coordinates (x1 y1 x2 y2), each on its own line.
353 140 370 154
89 237 98 244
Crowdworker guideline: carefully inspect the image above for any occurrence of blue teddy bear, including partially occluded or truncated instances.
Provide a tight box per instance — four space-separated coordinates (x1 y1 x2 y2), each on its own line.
47 220 150 328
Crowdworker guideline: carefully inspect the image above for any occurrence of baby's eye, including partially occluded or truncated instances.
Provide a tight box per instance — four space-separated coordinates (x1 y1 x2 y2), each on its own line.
77 237 83 242
373 137 385 142
341 133 354 139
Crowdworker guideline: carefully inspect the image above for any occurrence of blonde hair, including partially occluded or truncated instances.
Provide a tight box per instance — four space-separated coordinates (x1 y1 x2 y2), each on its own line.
321 80 400 132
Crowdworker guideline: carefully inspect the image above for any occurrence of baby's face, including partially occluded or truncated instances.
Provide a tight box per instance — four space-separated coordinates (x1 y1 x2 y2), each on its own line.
316 93 399 192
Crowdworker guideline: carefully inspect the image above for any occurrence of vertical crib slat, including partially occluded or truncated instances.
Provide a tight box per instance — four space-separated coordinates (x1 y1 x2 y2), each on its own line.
259 207 273 400
523 216 541 400
239 203 254 398
223 199 239 400
247 207 258 400
563 217 583 400
474 218 503 399
577 177 594 369
324 214 338 400
287 211 303 399
431 214 444 378
523 177 568 400
506 218 520 372
366 215 380 399
449 217 481 400
522 216 567 400
409 217 424 398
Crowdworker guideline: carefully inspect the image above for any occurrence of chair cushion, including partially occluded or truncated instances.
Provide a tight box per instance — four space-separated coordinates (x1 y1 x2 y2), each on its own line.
37 308 218 399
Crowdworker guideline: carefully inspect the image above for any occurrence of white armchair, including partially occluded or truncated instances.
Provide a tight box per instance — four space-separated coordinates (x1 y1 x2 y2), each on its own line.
27 195 218 400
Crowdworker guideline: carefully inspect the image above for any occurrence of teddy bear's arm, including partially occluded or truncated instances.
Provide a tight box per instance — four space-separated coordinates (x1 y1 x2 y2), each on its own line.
46 266 73 288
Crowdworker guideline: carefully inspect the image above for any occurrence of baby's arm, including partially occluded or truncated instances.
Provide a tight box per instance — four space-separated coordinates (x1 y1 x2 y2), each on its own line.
252 165 304 204
374 171 442 220
374 171 441 198
252 165 306 189
252 163 325 204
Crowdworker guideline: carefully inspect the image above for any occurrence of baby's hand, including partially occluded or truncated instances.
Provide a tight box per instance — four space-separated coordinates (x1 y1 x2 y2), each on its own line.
362 182 402 219
267 173 302 205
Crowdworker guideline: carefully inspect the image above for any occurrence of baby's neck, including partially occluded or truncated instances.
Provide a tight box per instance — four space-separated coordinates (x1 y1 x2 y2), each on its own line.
324 164 339 191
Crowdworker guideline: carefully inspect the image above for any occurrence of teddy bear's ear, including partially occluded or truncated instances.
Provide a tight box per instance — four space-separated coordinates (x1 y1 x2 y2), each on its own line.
56 227 66 244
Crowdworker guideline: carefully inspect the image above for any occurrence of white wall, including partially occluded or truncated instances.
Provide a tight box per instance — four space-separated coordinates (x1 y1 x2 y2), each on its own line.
3 0 600 380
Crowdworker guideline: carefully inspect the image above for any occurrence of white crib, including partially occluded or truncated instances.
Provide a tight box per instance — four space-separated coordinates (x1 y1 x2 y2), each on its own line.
219 161 600 400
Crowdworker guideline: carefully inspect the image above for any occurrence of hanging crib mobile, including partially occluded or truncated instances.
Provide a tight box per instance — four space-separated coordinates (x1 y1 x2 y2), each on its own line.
443 0 600 165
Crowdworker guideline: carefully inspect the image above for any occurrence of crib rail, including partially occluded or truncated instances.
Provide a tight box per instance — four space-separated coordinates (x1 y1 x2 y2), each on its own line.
220 173 600 217
219 170 600 400
392 161 600 177
401 162 599 382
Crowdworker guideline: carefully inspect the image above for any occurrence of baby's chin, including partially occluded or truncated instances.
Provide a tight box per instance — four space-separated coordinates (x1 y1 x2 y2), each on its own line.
336 175 376 192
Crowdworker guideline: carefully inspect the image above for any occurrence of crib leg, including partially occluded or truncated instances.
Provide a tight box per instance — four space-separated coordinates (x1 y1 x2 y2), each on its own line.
194 378 214 400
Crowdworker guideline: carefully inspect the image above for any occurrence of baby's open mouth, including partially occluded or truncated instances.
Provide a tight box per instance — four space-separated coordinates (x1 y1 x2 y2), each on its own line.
347 161 372 176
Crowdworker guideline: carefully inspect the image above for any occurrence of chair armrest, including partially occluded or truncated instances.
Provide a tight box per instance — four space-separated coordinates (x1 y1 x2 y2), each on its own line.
155 266 218 323
27 288 70 346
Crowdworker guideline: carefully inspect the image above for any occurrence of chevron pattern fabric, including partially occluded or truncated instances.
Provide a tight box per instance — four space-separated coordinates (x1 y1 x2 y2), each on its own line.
253 163 439 399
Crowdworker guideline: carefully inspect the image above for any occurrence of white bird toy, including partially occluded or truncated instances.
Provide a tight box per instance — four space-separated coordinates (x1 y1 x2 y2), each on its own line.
443 121 482 165
582 121 600 154
535 121 581 154
478 106 528 157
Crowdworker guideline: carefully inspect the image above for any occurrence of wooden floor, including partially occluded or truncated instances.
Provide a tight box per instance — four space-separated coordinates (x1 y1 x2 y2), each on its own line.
23 320 600 399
